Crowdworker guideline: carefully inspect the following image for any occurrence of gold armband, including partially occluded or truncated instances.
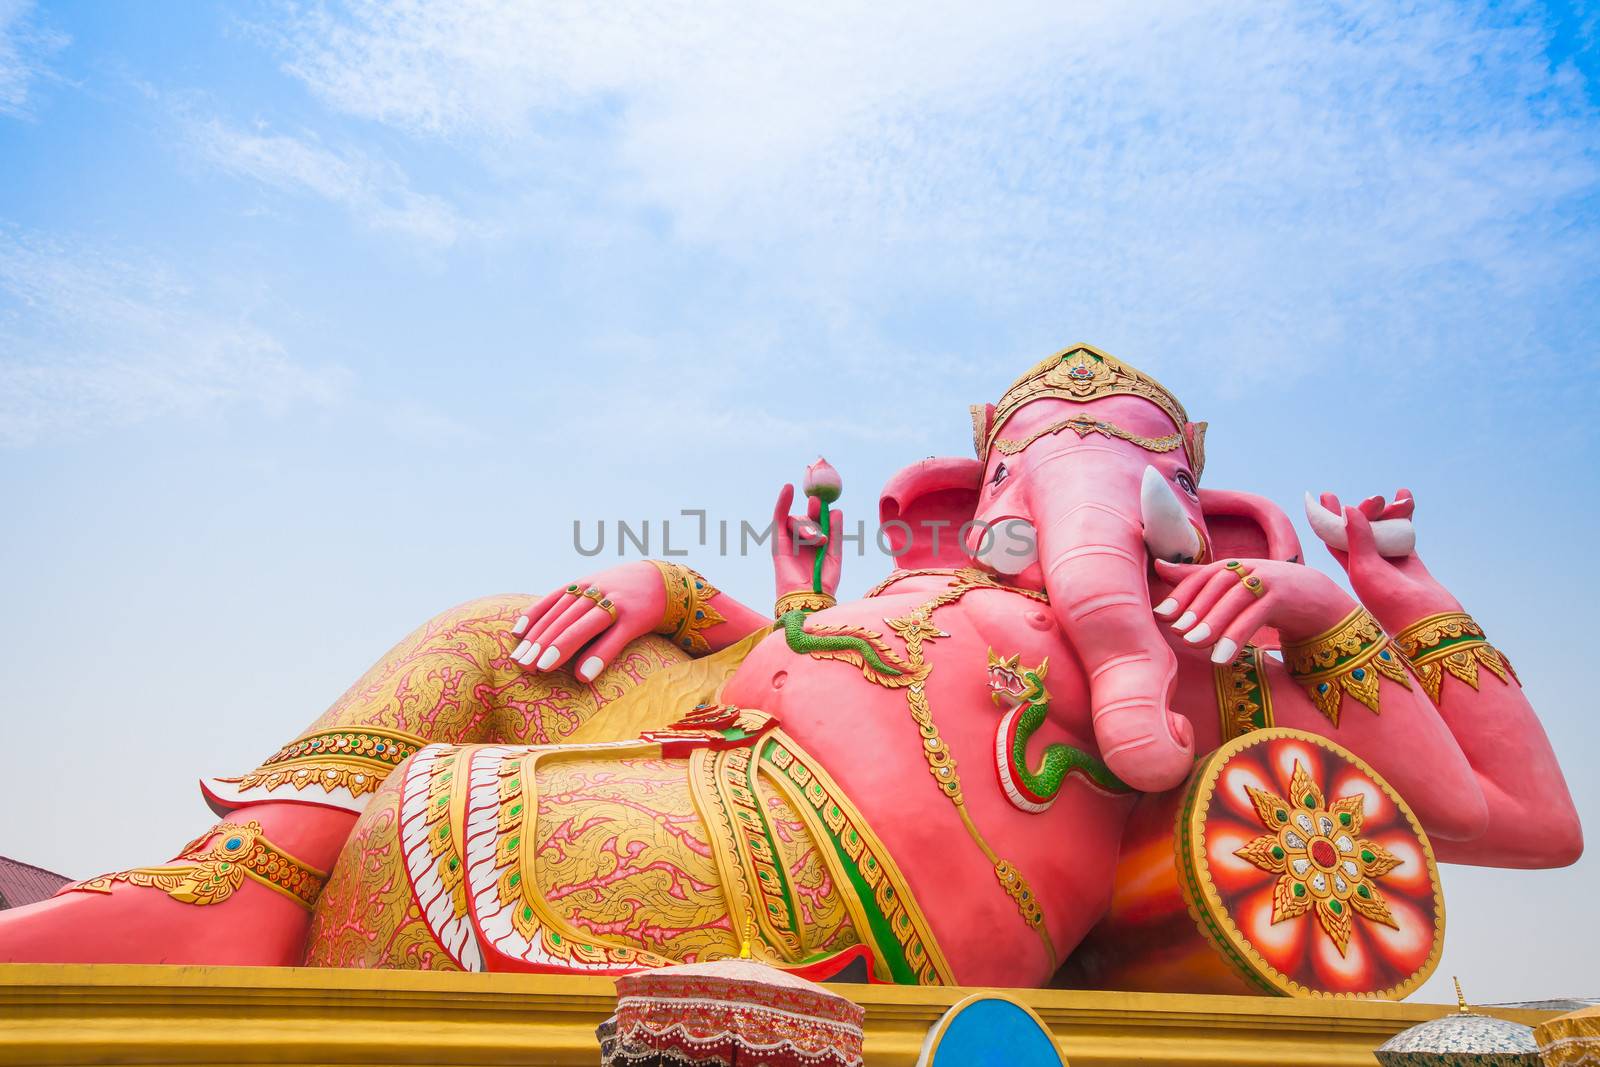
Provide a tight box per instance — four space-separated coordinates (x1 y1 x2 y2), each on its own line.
1283 608 1411 726
774 589 836 617
649 560 727 655
66 820 328 910
1393 611 1515 702
219 727 425 799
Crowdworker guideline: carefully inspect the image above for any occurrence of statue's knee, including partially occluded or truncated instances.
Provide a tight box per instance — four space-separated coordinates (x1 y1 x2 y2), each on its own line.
418 594 530 635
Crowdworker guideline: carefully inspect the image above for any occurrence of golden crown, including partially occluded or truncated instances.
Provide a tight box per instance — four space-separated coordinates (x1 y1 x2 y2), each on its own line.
973 343 1204 474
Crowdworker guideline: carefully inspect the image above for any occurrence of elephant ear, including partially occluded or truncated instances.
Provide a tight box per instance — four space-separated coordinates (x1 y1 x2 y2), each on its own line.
1199 489 1305 650
879 457 983 570
1200 488 1304 564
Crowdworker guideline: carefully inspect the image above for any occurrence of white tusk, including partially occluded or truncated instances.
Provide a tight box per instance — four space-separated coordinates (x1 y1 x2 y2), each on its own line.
1303 492 1416 558
974 517 1039 577
1141 465 1202 564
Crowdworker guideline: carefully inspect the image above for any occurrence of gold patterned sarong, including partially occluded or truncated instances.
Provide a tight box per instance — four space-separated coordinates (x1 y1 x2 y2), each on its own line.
226 594 947 981
308 723 952 985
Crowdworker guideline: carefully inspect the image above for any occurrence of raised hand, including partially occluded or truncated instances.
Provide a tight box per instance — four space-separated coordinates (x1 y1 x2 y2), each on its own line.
1304 488 1415 560
1306 489 1461 627
509 561 666 682
770 482 843 600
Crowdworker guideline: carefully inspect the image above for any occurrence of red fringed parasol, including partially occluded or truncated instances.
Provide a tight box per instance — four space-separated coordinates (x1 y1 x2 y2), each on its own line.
598 958 866 1067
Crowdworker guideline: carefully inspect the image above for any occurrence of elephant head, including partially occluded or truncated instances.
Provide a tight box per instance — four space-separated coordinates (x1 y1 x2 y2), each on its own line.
878 344 1301 792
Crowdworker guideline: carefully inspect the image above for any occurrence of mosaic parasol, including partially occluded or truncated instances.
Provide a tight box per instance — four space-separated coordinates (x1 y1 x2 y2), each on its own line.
1374 980 1540 1067
598 955 866 1067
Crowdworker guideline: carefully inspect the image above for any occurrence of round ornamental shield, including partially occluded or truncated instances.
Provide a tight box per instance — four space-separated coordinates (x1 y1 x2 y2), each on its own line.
1179 728 1445 997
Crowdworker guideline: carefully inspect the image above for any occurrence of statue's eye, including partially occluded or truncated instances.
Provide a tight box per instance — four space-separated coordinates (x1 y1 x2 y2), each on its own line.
990 463 1010 488
1175 470 1197 497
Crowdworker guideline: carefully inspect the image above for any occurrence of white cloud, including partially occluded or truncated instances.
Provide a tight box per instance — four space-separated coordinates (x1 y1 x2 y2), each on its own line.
190 118 466 244
0 0 66 118
269 1 1600 377
0 229 346 446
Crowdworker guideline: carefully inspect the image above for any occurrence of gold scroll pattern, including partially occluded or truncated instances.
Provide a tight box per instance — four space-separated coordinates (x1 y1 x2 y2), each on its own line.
216 595 691 799
1214 644 1276 741
363 731 949 982
305 782 462 970
532 754 742 963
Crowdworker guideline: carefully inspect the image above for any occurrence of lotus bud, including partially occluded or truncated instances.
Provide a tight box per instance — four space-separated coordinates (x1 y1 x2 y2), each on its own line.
803 457 842 505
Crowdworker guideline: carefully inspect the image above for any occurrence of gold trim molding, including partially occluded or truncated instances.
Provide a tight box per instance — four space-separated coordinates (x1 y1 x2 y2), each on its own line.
0 964 1558 1067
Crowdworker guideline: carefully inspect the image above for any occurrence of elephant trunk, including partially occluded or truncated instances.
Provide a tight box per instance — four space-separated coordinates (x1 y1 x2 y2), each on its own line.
1025 445 1193 792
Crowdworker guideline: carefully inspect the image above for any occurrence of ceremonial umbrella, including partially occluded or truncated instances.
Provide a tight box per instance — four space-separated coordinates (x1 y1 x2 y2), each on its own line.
1374 981 1540 1067
1535 1005 1600 1067
598 957 866 1067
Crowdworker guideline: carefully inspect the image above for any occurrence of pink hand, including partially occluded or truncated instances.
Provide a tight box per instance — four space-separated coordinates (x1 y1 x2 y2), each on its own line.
1153 556 1355 662
771 483 843 599
509 561 667 682
1339 502 1460 626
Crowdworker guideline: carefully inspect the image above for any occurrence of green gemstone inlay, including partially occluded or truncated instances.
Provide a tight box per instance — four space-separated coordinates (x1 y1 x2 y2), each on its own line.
1360 849 1375 863
1293 883 1306 897
1330 899 1344 914
1271 846 1284 859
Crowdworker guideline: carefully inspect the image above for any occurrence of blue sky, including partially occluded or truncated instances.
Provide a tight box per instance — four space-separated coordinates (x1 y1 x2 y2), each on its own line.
2 0 1597 1001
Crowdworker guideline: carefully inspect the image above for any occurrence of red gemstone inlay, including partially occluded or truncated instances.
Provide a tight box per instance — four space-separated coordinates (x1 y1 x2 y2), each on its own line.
1310 839 1338 868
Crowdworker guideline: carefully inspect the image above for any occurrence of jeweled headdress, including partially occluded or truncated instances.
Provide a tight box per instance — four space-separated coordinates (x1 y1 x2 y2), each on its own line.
971 343 1206 478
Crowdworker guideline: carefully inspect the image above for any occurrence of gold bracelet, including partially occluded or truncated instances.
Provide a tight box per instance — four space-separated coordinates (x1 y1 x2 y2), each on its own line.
774 589 836 617
1282 608 1411 727
66 820 328 910
649 560 727 655
1393 611 1515 702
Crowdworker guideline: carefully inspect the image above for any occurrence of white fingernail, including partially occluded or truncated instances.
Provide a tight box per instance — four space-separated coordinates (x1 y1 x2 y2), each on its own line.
578 656 603 682
1184 622 1212 644
536 646 560 670
512 640 532 661
1153 598 1178 616
518 642 541 665
1173 611 1197 632
512 617 529 635
1211 638 1238 664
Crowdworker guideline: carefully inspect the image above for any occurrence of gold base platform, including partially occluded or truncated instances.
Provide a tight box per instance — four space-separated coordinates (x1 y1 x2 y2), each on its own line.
0 964 1556 1067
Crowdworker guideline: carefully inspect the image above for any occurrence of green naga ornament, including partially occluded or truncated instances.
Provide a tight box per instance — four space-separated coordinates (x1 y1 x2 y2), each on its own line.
988 650 1128 811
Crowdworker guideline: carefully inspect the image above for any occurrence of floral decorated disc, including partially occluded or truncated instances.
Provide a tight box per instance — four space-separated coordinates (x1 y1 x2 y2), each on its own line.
1177 728 1444 998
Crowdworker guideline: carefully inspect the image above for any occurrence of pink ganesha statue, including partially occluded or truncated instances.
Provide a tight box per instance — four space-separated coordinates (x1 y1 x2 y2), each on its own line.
0 344 1581 998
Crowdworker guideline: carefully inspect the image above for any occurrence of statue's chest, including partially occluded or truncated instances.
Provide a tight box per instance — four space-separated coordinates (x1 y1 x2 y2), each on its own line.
740 587 1094 750
935 590 1092 731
